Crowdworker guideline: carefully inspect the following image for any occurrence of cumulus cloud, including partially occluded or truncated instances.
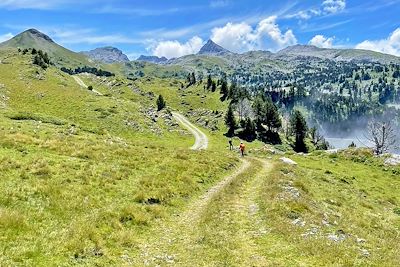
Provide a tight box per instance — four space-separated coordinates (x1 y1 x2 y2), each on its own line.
152 36 204 59
0 33 14 42
322 0 346 14
355 28 400 56
210 16 297 53
309 35 334 48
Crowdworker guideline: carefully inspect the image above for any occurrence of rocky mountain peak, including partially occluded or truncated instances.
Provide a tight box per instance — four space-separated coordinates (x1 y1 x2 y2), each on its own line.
81 46 130 63
23 29 54 43
198 39 231 55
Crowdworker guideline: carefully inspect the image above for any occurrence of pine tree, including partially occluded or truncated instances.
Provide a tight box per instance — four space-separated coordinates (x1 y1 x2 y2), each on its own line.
241 117 256 141
264 98 282 131
156 95 166 111
207 75 212 90
290 110 308 152
225 105 236 137
211 81 217 92
220 79 228 101
191 72 196 85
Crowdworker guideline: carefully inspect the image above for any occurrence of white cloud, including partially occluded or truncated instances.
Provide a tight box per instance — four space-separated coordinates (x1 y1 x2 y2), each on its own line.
355 28 400 56
0 33 14 42
322 0 346 14
210 16 297 52
152 36 204 59
286 9 321 20
309 35 334 48
210 22 254 52
286 0 345 21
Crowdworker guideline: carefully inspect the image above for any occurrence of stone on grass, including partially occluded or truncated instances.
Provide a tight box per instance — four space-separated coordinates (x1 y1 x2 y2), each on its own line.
280 157 297 165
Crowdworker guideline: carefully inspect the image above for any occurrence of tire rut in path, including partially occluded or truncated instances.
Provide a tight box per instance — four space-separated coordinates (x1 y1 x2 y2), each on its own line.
171 112 208 150
72 75 103 96
136 158 271 266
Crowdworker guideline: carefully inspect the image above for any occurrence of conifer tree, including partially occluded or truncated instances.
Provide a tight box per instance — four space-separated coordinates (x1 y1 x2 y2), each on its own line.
225 104 236 137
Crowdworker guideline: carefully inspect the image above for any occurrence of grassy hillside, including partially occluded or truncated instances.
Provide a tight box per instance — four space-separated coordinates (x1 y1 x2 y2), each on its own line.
256 149 400 266
0 29 91 68
0 48 239 265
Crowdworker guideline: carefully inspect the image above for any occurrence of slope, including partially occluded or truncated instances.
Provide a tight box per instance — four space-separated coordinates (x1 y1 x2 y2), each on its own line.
0 47 239 265
0 29 91 68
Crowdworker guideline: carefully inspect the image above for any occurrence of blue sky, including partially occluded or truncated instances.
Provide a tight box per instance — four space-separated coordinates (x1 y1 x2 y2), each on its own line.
0 0 399 59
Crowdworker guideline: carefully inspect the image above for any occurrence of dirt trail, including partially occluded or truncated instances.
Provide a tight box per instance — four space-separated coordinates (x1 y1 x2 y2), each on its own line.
181 158 251 224
135 158 272 266
172 112 208 150
72 75 103 96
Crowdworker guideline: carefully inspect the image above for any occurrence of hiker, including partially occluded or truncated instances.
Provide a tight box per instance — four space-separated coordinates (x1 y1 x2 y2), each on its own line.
239 142 245 157
229 138 233 150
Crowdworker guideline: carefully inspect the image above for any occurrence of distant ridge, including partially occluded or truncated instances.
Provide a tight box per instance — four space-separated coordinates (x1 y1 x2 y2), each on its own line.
276 44 400 64
198 39 231 55
81 47 129 63
137 55 168 64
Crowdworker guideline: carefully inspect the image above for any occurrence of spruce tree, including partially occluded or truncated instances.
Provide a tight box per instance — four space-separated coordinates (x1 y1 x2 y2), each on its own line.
191 72 196 85
290 110 308 152
220 79 228 101
211 81 217 92
241 117 256 141
207 75 212 90
225 105 236 137
156 95 166 111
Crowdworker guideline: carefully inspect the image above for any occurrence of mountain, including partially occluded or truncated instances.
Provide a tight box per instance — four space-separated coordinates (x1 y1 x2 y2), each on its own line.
137 55 168 64
0 28 91 67
276 44 400 63
198 39 231 55
81 46 129 64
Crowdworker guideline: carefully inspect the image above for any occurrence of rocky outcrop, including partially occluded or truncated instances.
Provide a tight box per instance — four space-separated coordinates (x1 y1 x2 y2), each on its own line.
81 47 129 63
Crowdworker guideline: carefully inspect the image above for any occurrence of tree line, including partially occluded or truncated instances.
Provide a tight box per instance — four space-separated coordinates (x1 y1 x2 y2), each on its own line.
61 66 115 77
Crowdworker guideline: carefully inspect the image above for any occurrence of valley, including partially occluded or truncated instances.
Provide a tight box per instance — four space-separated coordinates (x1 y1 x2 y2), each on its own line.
0 26 399 266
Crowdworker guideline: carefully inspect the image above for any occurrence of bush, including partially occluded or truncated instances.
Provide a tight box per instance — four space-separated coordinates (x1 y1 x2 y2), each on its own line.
88 85 93 91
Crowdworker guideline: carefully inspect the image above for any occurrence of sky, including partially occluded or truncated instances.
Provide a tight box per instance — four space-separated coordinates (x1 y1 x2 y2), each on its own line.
0 0 400 59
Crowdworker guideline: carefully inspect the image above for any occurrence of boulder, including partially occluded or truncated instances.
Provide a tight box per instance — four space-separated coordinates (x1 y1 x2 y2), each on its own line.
280 157 297 165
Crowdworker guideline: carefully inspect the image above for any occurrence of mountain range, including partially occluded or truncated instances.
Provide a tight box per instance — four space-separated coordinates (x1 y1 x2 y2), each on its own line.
1 29 400 68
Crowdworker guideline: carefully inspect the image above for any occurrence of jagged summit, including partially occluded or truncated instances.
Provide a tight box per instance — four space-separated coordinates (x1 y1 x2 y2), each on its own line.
198 39 231 55
81 46 129 63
